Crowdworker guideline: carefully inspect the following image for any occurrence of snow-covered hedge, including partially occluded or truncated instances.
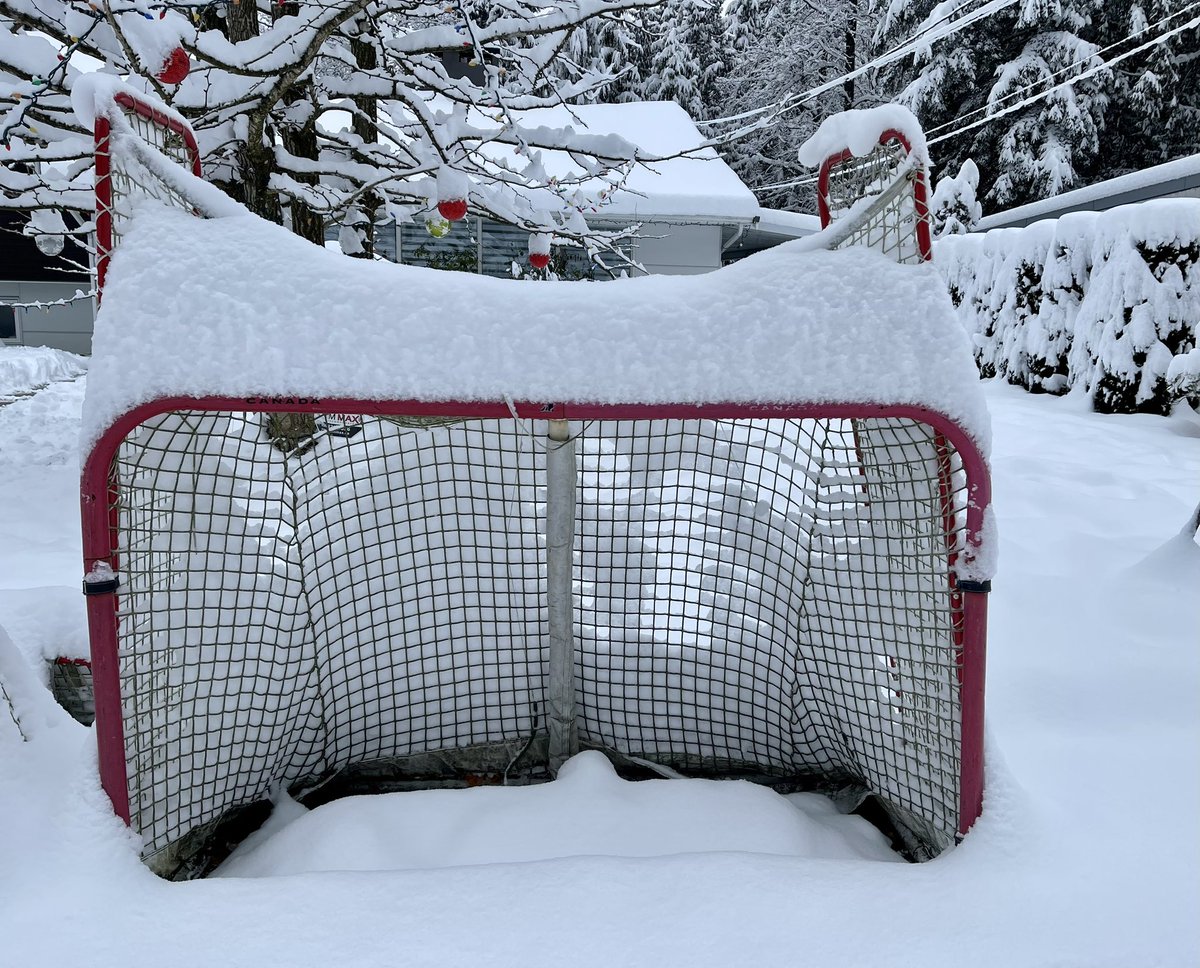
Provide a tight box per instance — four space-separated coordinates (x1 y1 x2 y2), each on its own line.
937 200 1200 415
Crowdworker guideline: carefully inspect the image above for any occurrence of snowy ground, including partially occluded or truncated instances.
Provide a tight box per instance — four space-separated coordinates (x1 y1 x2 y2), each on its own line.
1 355 1198 967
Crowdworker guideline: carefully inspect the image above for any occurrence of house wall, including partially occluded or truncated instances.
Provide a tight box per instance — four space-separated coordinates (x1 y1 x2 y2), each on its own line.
393 218 727 278
0 281 94 356
623 223 723 276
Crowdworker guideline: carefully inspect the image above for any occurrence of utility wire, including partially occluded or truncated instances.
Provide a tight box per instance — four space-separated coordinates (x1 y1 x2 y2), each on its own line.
755 4 1200 195
702 0 1022 128
928 4 1200 145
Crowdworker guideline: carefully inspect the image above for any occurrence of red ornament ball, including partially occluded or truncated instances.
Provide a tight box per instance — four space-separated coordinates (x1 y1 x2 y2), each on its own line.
156 47 190 85
528 251 550 270
437 198 468 222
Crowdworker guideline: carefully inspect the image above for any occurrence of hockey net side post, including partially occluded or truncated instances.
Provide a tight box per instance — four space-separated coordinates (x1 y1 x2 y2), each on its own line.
94 89 202 301
816 124 984 836
816 128 934 266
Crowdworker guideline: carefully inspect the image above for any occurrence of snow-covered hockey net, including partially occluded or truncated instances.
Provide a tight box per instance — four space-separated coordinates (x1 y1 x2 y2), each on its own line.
814 125 933 264
81 94 989 878
91 82 202 297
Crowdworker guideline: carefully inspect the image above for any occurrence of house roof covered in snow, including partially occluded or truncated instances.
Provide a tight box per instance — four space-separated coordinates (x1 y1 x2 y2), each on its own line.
977 153 1200 230
494 101 761 224
84 203 989 450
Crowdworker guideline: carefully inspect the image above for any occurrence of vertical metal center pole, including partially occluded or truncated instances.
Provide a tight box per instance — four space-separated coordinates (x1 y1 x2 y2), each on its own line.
546 418 577 775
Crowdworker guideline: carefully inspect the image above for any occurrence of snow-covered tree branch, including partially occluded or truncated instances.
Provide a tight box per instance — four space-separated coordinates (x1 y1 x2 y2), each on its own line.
0 0 673 262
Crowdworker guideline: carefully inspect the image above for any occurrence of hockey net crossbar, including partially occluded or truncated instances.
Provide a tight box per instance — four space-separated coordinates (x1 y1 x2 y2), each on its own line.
84 98 988 878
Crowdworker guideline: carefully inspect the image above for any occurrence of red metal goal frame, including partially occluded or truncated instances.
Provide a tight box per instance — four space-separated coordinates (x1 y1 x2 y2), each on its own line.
816 129 934 263
81 396 990 840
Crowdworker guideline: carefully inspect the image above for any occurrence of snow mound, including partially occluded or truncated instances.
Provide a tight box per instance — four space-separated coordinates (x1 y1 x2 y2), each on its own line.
85 203 989 451
215 751 899 877
0 346 87 399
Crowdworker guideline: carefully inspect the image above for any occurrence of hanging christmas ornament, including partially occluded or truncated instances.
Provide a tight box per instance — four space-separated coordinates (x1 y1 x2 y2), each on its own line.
436 166 469 222
35 233 65 257
155 47 190 85
528 232 552 270
437 197 467 222
425 215 452 239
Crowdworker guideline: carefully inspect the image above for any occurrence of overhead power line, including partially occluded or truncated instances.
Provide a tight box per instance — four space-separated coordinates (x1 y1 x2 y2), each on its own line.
927 3 1200 145
754 3 1200 196
703 0 1022 128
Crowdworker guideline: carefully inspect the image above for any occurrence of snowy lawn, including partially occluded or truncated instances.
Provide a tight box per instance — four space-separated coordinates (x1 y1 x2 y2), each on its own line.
1 366 1197 968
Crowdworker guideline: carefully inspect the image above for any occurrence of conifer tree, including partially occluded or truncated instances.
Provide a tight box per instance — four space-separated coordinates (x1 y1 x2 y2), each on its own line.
642 0 726 121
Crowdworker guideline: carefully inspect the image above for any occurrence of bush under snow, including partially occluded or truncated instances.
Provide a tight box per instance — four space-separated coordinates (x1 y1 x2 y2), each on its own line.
937 199 1200 415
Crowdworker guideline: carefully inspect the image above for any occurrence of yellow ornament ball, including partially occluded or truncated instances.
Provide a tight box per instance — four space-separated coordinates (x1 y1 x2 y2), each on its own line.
425 216 452 239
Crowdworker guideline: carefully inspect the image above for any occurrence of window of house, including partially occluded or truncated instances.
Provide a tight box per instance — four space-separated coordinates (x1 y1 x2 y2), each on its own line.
0 304 17 341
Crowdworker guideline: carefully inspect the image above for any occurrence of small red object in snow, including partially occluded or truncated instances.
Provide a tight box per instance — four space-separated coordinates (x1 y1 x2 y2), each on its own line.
437 198 468 222
156 47 190 85
528 252 550 270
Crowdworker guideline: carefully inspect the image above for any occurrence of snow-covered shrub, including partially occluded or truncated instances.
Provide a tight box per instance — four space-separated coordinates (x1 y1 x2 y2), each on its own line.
937 232 1006 378
934 199 1199 414
931 159 982 238
940 227 1048 382
995 223 1054 391
1028 213 1097 395
1167 348 1200 406
1077 204 1200 415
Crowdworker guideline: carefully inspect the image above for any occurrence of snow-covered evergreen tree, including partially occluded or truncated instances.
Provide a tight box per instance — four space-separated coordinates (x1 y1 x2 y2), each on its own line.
642 0 726 121
0 0 664 261
723 0 773 57
875 1 1198 209
555 10 649 104
931 158 982 237
1098 0 1200 175
986 4 1110 206
873 0 1111 209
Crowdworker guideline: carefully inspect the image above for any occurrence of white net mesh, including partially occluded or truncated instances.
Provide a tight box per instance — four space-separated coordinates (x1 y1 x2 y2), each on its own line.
95 93 200 288
106 411 970 874
820 138 931 265
89 100 978 877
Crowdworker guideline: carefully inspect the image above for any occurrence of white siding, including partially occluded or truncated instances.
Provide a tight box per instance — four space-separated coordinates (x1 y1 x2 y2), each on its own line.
624 223 723 276
2 281 94 355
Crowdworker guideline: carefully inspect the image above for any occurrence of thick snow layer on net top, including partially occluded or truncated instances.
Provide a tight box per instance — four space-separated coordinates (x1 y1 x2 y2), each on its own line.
797 104 930 169
83 204 989 449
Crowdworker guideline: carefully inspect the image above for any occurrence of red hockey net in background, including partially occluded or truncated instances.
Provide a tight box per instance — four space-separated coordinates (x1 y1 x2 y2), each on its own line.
83 97 988 879
817 129 933 264
94 90 201 297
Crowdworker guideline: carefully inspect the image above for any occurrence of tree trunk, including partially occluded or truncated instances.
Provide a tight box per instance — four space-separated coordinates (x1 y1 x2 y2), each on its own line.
280 100 325 246
226 0 259 44
843 22 856 110
349 32 381 259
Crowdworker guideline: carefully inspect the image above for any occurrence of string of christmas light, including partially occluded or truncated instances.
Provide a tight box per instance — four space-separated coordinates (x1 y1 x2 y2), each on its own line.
2 11 105 149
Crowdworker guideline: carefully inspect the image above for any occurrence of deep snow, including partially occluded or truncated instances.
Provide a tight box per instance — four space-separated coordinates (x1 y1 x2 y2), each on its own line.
86 205 990 452
0 358 1198 967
